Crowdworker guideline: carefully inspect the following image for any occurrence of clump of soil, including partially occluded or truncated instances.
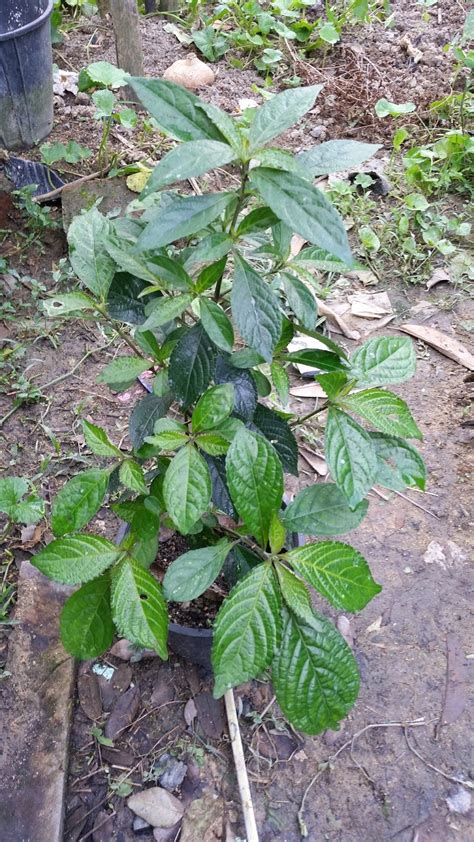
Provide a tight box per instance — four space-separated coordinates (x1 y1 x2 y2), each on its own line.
153 534 227 629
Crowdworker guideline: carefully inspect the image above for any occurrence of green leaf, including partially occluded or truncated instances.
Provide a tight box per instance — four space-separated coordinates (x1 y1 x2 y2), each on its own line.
60 575 114 659
269 512 286 554
68 208 116 300
192 384 234 433
375 98 416 118
200 299 234 352
147 255 193 291
112 559 168 658
119 460 148 495
107 273 154 325
275 563 312 620
196 432 231 456
105 233 174 286
226 428 283 546
0 477 44 525
183 233 233 272
212 564 282 697
97 356 150 393
251 147 307 176
33 534 121 585
92 89 116 118
43 292 97 318
370 433 426 491
340 389 422 439
145 418 188 451
249 85 323 150
86 60 129 88
253 404 298 476
231 348 265 369
137 193 235 251
143 140 236 196
283 349 347 373
40 140 92 166
281 484 368 535
294 245 352 273
271 362 290 404
316 371 349 400
236 206 279 237
140 293 195 331
52 469 109 537
282 272 317 330
129 394 173 450
163 539 232 601
272 607 360 734
231 253 281 363
350 336 416 387
169 324 216 409
204 454 236 518
197 99 245 155
83 420 122 457
325 408 378 507
194 256 228 295
215 356 257 421
129 77 227 142
297 139 381 176
163 444 212 533
250 167 352 265
319 22 340 43
286 541 381 611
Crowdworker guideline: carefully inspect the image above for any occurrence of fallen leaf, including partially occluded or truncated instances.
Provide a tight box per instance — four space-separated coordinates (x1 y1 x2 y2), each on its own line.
349 291 392 319
184 698 198 727
337 615 354 647
354 269 379 286
238 98 258 111
365 616 383 634
194 691 225 740
288 334 339 375
300 448 328 476
436 634 469 736
290 382 327 398
400 34 423 64
399 324 474 371
78 673 102 721
105 685 140 740
426 268 451 290
317 299 361 340
126 168 151 193
290 233 306 257
163 22 193 45
20 523 44 548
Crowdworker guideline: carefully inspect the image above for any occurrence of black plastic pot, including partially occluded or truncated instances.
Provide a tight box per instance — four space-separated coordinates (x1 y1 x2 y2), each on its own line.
0 0 54 150
115 522 302 669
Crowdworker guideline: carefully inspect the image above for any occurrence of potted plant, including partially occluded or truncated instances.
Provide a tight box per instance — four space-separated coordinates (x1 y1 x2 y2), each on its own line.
34 80 425 735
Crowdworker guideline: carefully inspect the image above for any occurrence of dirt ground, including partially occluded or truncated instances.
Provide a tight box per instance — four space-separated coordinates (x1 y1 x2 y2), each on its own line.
0 2 473 840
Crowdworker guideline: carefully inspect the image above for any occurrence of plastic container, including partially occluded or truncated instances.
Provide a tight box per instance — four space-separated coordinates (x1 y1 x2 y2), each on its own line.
116 522 303 669
0 0 54 150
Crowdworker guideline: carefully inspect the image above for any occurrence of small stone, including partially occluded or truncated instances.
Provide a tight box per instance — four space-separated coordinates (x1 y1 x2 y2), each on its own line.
105 685 140 740
75 92 90 105
152 753 187 791
92 810 114 842
153 825 182 842
180 794 224 842
133 815 151 832
310 125 327 140
128 788 184 828
446 786 471 815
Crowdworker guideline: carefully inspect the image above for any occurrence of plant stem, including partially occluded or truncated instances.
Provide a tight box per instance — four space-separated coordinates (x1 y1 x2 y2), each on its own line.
290 401 329 427
96 306 148 359
214 163 250 302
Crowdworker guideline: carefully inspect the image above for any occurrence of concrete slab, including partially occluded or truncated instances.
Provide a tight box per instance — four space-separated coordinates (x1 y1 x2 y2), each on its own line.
0 562 75 842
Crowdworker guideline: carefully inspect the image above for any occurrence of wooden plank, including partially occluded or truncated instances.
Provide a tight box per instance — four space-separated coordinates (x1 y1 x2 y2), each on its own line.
110 0 144 103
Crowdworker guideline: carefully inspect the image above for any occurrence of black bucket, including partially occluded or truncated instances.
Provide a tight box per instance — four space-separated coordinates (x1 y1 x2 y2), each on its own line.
0 0 54 150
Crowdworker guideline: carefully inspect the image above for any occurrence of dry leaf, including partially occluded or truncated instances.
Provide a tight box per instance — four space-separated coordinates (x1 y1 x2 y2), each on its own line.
366 616 383 634
20 523 44 548
290 233 306 257
426 268 451 290
436 634 469 737
354 269 379 286
300 448 328 476
288 334 335 375
290 382 327 398
184 698 198 727
400 35 423 64
399 324 474 371
238 98 258 111
349 291 392 319
317 299 361 340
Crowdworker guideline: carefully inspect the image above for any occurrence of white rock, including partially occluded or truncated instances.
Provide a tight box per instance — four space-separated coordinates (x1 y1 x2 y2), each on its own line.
446 786 471 815
423 541 446 570
163 55 215 89
128 788 184 828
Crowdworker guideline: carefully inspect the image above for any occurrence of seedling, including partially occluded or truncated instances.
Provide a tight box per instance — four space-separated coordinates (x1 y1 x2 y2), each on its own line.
36 81 424 735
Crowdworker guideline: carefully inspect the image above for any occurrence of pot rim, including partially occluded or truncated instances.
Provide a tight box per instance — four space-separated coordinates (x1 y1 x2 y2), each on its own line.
0 1 53 42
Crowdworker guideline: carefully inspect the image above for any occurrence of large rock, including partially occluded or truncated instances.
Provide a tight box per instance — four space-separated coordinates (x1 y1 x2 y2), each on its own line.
180 794 224 842
61 177 135 232
128 788 184 828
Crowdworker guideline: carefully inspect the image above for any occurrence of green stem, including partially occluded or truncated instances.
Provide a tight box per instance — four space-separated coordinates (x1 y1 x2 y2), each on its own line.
214 163 250 303
98 117 112 171
96 306 148 359
290 401 329 428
